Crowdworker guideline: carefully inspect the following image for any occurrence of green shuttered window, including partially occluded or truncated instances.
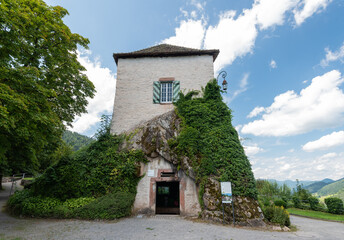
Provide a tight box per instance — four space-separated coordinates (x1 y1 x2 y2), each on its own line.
153 80 180 104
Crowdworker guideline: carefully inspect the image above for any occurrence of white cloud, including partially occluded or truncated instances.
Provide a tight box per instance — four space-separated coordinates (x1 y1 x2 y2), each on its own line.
68 51 116 134
270 59 277 69
293 0 332 26
281 163 291 170
303 131 344 152
161 0 332 73
320 42 344 67
320 152 337 159
162 19 206 49
241 70 344 136
253 0 298 30
244 144 264 157
204 9 258 72
247 106 265 118
252 152 344 180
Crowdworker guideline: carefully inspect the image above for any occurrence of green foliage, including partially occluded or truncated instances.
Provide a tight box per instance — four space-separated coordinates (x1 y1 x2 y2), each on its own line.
173 79 257 199
325 197 344 214
62 131 95 151
309 196 320 211
74 192 136 219
291 179 315 210
317 179 344 197
62 197 95 209
36 141 73 171
263 206 290 227
292 195 301 208
257 180 292 209
7 189 61 217
30 132 145 200
7 116 146 219
274 199 287 209
7 189 132 219
304 181 331 193
0 0 95 175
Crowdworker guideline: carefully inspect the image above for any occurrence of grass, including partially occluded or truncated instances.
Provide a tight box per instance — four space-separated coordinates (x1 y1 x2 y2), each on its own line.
288 208 344 222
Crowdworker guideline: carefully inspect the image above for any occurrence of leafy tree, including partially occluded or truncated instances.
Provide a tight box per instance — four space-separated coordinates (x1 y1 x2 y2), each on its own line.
256 179 292 207
0 0 95 187
294 180 312 203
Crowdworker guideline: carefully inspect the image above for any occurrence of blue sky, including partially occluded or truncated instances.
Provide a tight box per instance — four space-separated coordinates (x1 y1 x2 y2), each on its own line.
46 0 344 181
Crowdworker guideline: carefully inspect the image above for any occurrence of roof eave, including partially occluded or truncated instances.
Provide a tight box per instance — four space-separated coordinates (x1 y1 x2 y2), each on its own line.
113 49 220 66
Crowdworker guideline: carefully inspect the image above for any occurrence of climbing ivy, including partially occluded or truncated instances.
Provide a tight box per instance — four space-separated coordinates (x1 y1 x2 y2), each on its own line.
172 79 258 199
30 130 146 200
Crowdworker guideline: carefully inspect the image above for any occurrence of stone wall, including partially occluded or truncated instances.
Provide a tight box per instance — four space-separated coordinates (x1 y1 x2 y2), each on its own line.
111 55 214 134
120 110 264 226
132 157 201 216
201 177 265 227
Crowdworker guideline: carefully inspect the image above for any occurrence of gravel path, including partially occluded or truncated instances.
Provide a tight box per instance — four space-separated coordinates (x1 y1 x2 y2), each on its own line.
1 182 343 240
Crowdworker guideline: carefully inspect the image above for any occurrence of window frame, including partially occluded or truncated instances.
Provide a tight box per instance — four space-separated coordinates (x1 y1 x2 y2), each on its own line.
160 81 173 103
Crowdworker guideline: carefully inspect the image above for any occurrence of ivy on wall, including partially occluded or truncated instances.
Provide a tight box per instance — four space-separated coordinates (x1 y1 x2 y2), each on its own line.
171 79 258 199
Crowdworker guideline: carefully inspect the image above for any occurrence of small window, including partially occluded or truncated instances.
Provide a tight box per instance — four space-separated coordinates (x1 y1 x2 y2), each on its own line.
153 80 180 104
161 82 173 103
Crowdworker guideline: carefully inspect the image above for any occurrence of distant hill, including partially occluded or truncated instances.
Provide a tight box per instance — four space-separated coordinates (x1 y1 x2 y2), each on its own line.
62 130 95 151
304 178 335 193
322 178 335 184
264 179 315 191
317 178 344 197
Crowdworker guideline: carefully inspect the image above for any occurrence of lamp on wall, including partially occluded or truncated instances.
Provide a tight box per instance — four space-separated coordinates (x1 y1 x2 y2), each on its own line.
217 71 228 91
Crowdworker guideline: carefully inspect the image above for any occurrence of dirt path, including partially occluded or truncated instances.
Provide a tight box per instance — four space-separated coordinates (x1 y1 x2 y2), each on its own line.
1 183 343 240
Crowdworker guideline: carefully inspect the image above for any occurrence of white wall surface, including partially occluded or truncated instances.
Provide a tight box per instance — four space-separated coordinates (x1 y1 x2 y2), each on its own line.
110 55 214 134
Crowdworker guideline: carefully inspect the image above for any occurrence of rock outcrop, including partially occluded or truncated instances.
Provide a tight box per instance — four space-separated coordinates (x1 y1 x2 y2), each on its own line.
121 110 265 227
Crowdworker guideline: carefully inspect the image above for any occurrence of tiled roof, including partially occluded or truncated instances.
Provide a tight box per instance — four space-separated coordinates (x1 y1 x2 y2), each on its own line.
113 44 219 65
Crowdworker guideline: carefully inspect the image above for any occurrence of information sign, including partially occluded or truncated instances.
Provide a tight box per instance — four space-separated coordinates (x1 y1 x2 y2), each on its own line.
221 182 232 203
148 169 155 177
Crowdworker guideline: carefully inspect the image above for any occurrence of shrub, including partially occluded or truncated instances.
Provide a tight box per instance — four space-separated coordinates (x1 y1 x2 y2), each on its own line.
309 196 320 211
7 190 133 219
292 195 301 208
63 197 95 209
74 192 136 219
8 190 62 217
263 206 290 227
325 197 344 214
29 132 146 200
274 199 287 209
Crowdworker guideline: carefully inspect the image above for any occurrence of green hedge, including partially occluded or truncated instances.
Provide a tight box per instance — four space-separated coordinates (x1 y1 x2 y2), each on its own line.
73 192 136 219
325 197 344 214
7 189 134 219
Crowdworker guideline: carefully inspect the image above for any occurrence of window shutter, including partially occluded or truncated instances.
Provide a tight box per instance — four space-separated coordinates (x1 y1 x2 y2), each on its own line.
172 81 180 102
153 81 161 104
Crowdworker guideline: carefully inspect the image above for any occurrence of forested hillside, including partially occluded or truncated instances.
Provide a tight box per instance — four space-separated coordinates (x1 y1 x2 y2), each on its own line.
305 179 334 193
317 178 344 197
62 131 95 151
